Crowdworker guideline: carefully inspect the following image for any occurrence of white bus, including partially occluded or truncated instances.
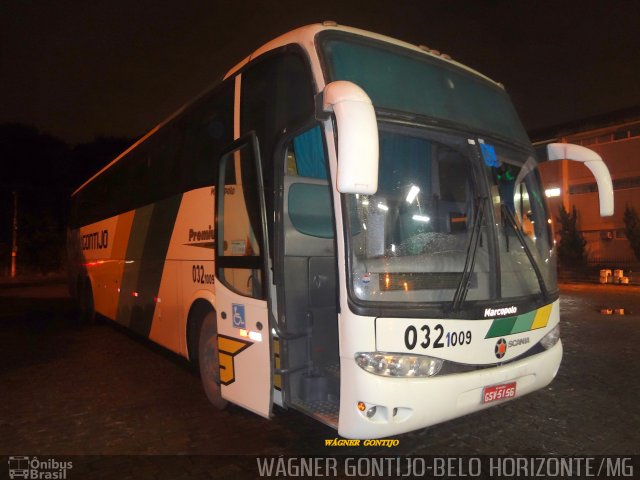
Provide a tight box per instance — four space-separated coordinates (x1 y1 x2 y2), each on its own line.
68 23 613 439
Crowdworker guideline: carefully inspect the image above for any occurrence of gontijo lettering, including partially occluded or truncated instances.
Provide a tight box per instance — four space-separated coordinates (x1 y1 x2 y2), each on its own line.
323 438 400 447
81 230 108 250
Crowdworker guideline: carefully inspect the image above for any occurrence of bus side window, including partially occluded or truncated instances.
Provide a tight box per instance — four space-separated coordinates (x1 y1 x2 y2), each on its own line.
286 126 333 239
288 126 328 180
182 79 234 192
241 49 315 257
217 141 265 298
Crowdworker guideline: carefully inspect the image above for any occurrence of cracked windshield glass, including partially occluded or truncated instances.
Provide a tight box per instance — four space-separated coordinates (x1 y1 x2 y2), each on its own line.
348 126 556 306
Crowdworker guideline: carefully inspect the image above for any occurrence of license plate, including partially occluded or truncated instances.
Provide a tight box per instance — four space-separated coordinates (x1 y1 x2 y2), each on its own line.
482 382 516 403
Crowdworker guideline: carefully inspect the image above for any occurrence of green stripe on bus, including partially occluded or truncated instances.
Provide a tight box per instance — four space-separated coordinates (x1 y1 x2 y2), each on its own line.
129 194 183 337
116 194 183 337
117 204 155 327
485 316 517 338
511 310 537 334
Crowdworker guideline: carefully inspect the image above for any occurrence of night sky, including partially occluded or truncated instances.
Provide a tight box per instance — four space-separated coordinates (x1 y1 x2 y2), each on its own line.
2 0 639 144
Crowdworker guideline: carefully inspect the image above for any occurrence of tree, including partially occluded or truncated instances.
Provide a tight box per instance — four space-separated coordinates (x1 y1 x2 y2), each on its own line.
0 124 134 274
623 204 640 261
556 205 587 267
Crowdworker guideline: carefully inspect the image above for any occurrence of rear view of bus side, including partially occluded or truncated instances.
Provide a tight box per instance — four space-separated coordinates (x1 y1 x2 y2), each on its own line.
68 23 613 439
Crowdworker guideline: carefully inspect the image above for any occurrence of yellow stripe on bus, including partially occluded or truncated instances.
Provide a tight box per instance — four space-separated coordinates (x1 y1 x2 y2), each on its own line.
531 303 552 330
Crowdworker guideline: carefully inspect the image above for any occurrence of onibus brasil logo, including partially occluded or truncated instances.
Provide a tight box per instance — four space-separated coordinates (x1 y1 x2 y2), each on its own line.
8 456 73 479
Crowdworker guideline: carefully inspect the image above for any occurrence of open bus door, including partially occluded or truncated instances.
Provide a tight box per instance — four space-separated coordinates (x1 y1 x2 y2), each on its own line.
214 134 273 418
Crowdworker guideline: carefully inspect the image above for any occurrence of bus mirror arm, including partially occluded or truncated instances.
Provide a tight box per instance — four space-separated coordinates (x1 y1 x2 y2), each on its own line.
546 143 614 217
320 81 379 195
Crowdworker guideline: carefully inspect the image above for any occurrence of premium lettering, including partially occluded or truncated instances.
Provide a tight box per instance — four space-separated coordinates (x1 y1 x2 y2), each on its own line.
189 226 214 242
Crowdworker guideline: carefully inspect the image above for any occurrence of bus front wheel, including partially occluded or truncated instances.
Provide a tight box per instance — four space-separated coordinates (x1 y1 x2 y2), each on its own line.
77 277 96 324
198 311 228 409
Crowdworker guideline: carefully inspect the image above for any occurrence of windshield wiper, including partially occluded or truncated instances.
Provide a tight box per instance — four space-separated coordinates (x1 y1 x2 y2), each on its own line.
501 204 550 301
451 197 486 311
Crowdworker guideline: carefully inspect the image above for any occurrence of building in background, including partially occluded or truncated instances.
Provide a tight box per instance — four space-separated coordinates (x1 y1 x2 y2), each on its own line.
532 107 640 265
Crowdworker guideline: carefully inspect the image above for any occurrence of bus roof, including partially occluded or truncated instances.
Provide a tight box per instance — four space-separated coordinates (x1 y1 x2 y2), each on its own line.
73 22 501 197
224 22 499 87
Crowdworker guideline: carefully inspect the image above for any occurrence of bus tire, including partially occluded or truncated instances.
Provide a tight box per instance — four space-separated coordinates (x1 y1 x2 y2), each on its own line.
78 277 96 324
198 311 228 409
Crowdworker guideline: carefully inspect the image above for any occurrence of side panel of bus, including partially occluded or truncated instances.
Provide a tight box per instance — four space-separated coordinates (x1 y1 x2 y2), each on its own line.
69 77 235 361
74 185 216 357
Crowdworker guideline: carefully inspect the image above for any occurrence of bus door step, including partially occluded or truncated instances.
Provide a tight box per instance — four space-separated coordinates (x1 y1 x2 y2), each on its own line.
291 398 339 429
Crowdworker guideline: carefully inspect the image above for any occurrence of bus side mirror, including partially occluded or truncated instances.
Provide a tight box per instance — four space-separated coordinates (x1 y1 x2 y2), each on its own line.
546 143 614 217
321 81 379 194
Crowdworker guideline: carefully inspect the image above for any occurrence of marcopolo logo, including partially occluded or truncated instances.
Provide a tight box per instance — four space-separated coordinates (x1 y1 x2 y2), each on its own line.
484 306 517 318
8 456 72 479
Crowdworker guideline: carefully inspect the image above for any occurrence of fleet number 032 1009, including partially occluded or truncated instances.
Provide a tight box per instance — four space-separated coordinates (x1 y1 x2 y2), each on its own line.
403 323 472 350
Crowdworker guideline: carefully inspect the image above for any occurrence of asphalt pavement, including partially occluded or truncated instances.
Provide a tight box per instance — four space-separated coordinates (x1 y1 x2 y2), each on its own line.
0 280 638 477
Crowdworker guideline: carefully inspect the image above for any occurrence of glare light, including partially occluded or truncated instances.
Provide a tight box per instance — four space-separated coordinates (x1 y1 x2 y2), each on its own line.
355 352 444 377
406 185 420 204
239 329 248 337
540 324 560 349
412 214 430 223
362 199 370 206
377 203 389 211
391 244 396 253
545 187 561 198
249 331 262 342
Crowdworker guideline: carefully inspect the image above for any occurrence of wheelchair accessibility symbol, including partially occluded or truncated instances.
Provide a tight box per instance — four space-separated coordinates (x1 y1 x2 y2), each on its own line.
232 303 246 329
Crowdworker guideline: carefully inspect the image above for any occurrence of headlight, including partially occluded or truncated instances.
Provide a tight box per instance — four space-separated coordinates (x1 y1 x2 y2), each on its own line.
540 324 560 350
355 352 443 377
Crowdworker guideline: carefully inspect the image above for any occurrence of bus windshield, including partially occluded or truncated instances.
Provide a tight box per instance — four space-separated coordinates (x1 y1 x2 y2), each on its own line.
319 32 556 313
345 123 556 310
318 33 530 147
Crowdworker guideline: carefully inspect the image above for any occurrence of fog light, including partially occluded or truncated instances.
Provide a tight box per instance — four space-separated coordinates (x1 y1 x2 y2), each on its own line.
540 324 560 350
366 406 377 418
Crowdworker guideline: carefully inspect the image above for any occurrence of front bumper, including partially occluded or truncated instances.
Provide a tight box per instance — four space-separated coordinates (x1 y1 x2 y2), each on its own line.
337 340 562 439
